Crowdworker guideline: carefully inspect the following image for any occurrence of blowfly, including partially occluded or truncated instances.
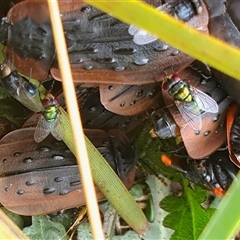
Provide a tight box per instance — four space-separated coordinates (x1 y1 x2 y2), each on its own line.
34 93 63 143
0 63 42 112
163 74 218 130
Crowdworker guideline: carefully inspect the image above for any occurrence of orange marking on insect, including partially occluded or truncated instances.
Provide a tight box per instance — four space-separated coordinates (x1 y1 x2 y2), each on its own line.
161 155 172 166
213 187 225 197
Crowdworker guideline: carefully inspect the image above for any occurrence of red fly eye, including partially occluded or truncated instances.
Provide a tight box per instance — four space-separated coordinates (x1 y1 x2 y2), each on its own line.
42 95 59 106
162 81 170 91
41 98 49 106
171 74 181 82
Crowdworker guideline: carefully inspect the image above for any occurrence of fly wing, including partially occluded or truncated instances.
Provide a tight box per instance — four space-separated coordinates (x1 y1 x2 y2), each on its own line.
50 115 64 141
191 87 219 113
15 87 43 112
34 116 51 143
128 25 139 36
128 5 162 45
133 31 157 45
175 101 202 130
4 77 42 112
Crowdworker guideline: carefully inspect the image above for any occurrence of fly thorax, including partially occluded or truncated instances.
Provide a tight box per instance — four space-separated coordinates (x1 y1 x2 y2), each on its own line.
169 81 191 101
175 86 192 102
43 105 58 122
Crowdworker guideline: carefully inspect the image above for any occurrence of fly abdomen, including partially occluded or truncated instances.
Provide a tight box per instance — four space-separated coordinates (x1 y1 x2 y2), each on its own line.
43 106 59 122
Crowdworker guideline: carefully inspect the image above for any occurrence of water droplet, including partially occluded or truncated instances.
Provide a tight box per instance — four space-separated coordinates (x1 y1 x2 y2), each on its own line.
147 89 156 97
43 188 55 194
136 90 143 97
78 47 98 54
134 58 149 65
75 58 83 63
114 66 125 71
81 6 91 13
14 152 21 157
171 50 179 56
195 130 200 135
54 177 64 182
154 43 169 51
26 179 35 186
38 147 50 152
70 180 81 186
129 100 136 106
204 131 211 136
17 189 25 195
213 114 220 122
23 157 33 163
120 102 125 107
200 76 210 84
2 159 7 163
86 120 93 125
113 48 136 55
52 155 64 160
59 189 70 195
108 85 115 90
89 106 97 112
97 57 116 64
85 65 93 70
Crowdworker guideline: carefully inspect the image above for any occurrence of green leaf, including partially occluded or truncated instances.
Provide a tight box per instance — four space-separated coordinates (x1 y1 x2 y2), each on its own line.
160 179 215 240
49 210 73 230
199 172 240 239
1 207 24 229
77 223 92 240
23 216 68 240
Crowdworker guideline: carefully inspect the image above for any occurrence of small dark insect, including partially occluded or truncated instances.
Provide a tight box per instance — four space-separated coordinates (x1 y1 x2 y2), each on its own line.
0 62 42 112
161 147 238 196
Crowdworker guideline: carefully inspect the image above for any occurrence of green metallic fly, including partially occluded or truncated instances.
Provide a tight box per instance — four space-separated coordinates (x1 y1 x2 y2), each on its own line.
163 74 219 131
34 93 63 143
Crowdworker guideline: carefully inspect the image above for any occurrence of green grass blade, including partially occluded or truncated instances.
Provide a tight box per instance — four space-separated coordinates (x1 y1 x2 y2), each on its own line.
84 0 240 81
59 108 149 234
199 172 240 239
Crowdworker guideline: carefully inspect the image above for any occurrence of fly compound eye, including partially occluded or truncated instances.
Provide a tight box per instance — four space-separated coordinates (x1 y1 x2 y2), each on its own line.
0 64 11 78
162 81 170 91
171 74 181 82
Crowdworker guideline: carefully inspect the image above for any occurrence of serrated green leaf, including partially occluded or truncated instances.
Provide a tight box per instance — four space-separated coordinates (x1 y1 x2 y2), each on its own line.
1 207 24 229
77 223 92 240
160 179 215 240
49 210 73 230
23 216 67 240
